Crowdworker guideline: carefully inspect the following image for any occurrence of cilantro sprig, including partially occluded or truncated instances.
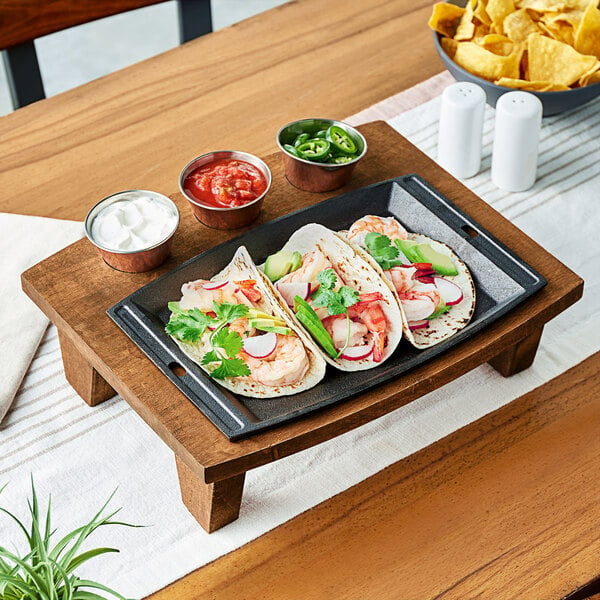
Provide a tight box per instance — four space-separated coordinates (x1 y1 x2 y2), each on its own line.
310 269 360 357
363 232 403 270
166 301 251 379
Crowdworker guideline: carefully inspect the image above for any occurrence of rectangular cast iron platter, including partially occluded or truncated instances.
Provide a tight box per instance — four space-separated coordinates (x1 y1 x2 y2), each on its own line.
108 175 546 441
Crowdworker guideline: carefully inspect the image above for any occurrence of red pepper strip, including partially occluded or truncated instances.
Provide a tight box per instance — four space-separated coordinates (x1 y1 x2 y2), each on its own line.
234 279 261 302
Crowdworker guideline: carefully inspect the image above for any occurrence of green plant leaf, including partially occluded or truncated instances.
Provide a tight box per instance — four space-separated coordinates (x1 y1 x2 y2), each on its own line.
0 479 139 600
74 579 133 600
66 548 119 574
0 546 49 591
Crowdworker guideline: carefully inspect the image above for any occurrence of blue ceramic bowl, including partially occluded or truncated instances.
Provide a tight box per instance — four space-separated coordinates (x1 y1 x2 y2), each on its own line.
433 31 600 117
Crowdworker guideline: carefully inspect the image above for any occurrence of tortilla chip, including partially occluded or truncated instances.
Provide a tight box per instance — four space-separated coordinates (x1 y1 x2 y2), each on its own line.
496 77 571 90
455 1 477 39
528 33 599 85
474 0 493 24
516 0 579 10
454 41 521 79
486 0 517 32
429 2 466 37
503 8 542 40
537 15 576 44
441 36 460 58
574 0 600 58
477 33 515 54
579 64 600 86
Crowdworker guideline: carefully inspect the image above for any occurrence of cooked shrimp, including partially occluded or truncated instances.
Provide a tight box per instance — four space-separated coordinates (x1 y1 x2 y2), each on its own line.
323 315 369 348
385 266 417 294
243 334 309 386
346 215 408 246
228 318 255 338
398 282 441 322
347 293 388 362
179 280 254 311
278 249 333 285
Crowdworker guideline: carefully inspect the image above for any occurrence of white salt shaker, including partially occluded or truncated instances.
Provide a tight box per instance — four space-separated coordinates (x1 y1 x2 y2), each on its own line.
491 91 543 192
437 82 486 179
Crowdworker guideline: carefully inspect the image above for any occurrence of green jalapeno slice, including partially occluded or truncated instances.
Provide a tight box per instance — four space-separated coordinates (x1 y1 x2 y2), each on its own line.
293 133 310 148
296 139 331 160
331 155 354 164
326 125 357 155
284 143 301 158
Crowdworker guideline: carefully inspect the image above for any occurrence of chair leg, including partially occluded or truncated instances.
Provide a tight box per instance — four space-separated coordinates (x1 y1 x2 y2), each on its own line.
177 0 213 43
3 41 46 109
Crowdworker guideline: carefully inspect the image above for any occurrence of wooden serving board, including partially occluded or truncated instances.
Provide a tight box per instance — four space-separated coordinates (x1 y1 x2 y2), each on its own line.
22 121 583 532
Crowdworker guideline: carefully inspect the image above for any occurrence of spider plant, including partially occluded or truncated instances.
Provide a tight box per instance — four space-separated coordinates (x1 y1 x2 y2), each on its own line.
0 478 139 600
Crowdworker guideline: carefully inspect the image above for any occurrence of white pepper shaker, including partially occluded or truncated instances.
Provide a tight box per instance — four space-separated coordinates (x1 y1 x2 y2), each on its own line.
437 81 486 179
491 91 543 192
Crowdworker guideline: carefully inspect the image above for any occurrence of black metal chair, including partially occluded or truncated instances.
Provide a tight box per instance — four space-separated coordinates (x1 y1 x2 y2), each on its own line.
0 0 212 110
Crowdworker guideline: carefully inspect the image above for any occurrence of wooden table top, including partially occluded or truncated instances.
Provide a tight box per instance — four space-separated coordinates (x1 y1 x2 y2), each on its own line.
0 0 442 221
148 351 600 600
3 0 599 597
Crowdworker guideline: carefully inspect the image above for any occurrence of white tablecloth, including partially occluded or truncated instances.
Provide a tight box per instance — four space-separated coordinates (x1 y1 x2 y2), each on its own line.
1 73 599 598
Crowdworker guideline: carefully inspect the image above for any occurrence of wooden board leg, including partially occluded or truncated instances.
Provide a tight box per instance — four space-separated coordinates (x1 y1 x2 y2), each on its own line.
488 327 544 377
58 330 116 406
175 455 245 533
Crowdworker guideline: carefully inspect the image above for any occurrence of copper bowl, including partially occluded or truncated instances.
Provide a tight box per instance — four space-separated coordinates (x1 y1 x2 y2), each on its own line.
179 150 272 229
84 190 179 273
276 118 367 192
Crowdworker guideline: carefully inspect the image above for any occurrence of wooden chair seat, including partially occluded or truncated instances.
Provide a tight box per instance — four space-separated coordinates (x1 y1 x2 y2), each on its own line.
0 0 212 109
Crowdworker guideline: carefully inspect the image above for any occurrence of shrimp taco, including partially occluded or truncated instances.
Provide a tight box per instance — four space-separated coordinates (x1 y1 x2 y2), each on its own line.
165 246 326 398
342 215 475 349
261 223 403 371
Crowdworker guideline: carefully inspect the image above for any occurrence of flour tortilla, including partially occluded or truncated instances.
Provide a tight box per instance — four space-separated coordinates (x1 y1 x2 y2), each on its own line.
341 229 476 349
170 246 327 398
267 224 403 371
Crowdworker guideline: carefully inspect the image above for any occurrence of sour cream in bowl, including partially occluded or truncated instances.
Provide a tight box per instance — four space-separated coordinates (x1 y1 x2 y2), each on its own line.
85 190 179 273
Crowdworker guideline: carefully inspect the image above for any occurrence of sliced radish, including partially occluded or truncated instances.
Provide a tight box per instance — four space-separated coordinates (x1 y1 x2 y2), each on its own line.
276 281 311 307
339 343 374 361
242 332 278 359
400 297 436 321
202 280 229 291
434 277 464 306
408 319 429 330
416 275 435 284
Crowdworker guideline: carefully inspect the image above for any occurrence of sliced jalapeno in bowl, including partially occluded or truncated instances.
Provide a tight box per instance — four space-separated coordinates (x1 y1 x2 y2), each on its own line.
326 125 357 155
293 133 310 148
296 139 331 161
276 118 367 191
283 143 301 158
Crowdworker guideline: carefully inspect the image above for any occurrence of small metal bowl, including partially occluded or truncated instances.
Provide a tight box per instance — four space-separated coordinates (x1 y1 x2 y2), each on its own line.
85 190 179 273
276 118 367 192
179 150 272 229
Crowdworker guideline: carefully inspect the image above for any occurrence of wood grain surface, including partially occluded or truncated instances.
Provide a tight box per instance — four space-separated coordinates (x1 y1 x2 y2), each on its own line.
0 0 443 220
21 120 583 486
147 351 600 600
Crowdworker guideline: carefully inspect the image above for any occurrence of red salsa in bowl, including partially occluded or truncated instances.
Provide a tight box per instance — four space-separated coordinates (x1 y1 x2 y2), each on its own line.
179 151 272 229
184 158 268 208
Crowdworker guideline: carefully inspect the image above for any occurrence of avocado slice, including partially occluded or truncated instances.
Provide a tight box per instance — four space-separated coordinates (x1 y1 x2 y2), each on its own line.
248 317 287 329
264 250 302 282
253 324 293 335
411 243 459 276
394 239 421 263
427 302 451 319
